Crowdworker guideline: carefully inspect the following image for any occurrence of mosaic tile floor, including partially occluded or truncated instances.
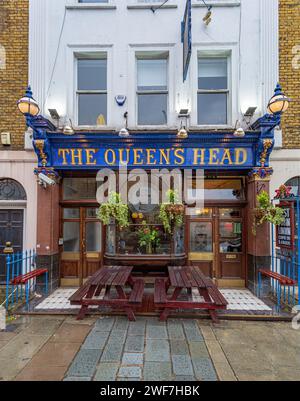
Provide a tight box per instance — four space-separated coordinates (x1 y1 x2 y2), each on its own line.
34 288 272 312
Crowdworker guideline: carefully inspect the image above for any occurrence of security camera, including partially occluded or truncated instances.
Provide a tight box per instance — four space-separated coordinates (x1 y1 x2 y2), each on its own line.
38 173 56 187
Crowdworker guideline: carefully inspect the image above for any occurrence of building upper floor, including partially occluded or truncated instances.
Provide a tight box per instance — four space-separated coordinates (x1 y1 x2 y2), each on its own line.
29 0 279 133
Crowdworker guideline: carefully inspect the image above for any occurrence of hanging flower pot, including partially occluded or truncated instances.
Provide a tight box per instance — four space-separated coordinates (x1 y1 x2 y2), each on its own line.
159 190 184 234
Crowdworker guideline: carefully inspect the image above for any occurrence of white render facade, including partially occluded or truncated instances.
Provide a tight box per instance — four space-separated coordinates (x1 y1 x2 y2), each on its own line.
29 0 279 132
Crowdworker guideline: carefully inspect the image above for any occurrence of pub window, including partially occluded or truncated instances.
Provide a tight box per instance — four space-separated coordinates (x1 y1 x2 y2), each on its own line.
187 179 244 203
63 178 98 200
76 55 107 126
137 52 168 125
197 56 229 125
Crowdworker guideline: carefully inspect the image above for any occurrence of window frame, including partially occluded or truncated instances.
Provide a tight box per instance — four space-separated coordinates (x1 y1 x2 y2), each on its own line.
197 55 230 127
135 51 170 127
75 54 108 127
190 47 237 129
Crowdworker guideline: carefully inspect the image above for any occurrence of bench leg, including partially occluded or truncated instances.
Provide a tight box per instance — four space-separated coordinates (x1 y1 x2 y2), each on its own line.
125 307 136 322
159 308 170 322
26 281 30 308
77 305 89 320
209 310 220 324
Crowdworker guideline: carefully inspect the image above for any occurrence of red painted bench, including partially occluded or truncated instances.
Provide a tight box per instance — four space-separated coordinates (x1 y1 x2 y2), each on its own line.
10 269 48 305
258 269 296 286
129 279 145 304
10 269 48 285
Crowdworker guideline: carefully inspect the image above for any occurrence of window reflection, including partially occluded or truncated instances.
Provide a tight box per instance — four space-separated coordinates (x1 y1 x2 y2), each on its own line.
63 222 80 252
219 222 242 253
190 222 213 253
86 222 102 252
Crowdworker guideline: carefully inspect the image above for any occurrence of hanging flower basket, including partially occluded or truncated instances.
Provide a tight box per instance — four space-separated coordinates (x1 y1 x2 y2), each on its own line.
159 190 185 234
274 184 293 199
252 191 285 235
97 192 129 229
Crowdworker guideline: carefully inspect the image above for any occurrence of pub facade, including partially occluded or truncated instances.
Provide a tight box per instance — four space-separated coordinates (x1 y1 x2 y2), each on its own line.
26 0 281 293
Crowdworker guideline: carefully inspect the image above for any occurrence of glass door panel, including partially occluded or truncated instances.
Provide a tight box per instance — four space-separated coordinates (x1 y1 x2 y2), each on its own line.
190 222 213 253
86 222 102 252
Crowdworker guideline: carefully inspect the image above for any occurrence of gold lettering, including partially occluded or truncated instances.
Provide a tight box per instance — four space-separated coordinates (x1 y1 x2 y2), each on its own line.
58 149 70 165
133 149 144 165
104 149 116 165
71 149 83 165
146 149 157 165
159 149 170 165
119 149 130 165
209 149 220 165
220 149 233 165
85 149 97 165
235 148 248 165
193 149 205 165
174 148 185 165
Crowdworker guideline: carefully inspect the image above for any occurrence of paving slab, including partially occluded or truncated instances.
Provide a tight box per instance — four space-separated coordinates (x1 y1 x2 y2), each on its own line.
172 355 194 376
95 317 115 331
101 339 124 362
0 334 50 360
64 376 91 381
22 318 62 336
167 321 185 340
192 357 218 381
118 366 142 379
67 349 102 377
184 325 204 342
82 330 109 350
0 357 30 381
143 362 173 381
128 320 146 336
189 341 210 359
15 365 67 381
170 340 189 355
122 353 144 365
25 342 81 368
50 323 91 343
125 336 145 353
173 376 196 381
114 317 129 331
145 339 170 362
94 362 119 381
146 325 168 340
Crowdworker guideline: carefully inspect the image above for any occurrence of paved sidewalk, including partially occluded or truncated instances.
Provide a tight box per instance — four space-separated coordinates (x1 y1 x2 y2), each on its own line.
0 315 300 381
64 317 217 381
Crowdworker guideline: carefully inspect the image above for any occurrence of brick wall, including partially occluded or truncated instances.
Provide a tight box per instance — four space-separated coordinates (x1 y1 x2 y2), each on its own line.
279 0 300 148
0 0 28 150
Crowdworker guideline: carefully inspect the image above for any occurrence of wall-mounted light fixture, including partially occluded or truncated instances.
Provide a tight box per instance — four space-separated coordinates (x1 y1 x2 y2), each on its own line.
177 109 190 139
17 86 40 117
267 83 291 115
119 112 130 138
63 119 74 136
203 5 212 26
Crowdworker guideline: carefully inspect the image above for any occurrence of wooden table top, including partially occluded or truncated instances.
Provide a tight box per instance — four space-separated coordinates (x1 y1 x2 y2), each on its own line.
90 266 133 287
168 266 214 289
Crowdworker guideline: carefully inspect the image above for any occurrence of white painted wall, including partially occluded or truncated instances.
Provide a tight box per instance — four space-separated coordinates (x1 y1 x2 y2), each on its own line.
29 0 279 131
0 151 38 251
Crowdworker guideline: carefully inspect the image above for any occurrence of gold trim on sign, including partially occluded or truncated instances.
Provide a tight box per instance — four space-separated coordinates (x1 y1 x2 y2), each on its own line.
188 252 214 261
85 252 101 259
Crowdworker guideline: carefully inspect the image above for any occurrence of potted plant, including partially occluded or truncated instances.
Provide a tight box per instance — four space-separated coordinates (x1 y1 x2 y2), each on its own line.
97 192 129 229
252 191 285 235
159 190 185 234
137 221 160 254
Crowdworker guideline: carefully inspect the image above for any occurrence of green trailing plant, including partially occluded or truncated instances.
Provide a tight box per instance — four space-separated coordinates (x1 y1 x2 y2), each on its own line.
137 221 160 254
159 189 184 234
252 191 285 235
97 192 129 228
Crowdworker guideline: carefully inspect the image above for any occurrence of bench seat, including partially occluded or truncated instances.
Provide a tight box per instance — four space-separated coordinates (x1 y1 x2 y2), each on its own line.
259 269 296 286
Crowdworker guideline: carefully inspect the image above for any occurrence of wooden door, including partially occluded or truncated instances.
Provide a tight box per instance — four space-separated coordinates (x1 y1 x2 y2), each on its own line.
0 210 23 283
187 208 215 277
216 208 245 286
60 207 102 287
187 207 246 287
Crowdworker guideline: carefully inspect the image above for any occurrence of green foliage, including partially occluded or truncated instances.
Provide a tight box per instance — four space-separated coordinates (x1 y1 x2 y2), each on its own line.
137 221 160 252
253 191 285 235
97 192 129 228
159 190 184 234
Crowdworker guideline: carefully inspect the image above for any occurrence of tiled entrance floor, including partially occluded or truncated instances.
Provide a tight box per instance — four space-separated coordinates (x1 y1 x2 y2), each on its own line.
64 317 217 381
34 288 272 312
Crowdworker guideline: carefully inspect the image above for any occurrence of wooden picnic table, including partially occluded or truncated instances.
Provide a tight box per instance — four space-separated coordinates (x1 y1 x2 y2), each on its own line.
69 266 144 321
154 266 228 323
